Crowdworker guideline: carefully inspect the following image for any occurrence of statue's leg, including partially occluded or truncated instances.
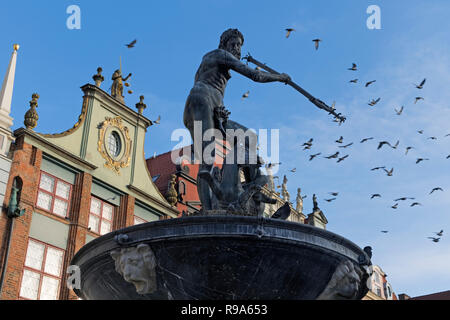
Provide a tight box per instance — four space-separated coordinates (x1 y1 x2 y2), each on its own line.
185 98 217 211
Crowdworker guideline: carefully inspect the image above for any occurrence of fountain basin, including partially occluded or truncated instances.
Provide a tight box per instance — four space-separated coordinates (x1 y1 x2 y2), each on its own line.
71 216 370 300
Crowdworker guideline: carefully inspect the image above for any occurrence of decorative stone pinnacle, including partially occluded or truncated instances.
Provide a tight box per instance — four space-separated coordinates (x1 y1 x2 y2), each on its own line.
24 93 39 130
93 67 104 87
135 95 147 115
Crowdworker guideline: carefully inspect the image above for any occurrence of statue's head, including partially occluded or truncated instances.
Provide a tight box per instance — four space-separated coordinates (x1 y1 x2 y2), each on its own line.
111 244 157 295
219 28 244 59
112 69 122 79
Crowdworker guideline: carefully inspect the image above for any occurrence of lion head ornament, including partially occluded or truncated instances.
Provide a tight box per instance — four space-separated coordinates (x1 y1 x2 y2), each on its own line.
111 244 157 295
317 260 365 300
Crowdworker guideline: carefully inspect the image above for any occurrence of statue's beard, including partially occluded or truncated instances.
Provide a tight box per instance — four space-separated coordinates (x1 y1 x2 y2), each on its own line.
231 49 241 59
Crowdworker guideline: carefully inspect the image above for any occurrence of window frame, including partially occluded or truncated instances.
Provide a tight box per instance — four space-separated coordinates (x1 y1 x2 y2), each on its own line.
88 196 115 235
19 238 65 300
133 215 148 225
35 171 73 218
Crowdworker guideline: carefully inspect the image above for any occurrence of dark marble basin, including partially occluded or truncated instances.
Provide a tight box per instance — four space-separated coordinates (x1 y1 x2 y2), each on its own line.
71 216 370 300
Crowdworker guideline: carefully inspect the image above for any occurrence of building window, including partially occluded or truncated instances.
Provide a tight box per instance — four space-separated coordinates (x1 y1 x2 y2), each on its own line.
376 287 382 297
373 271 380 284
19 239 65 300
107 131 121 158
36 172 72 218
88 197 114 235
133 216 147 225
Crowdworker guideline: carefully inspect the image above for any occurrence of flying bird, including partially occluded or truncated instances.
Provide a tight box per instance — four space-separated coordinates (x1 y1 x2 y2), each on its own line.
267 162 281 169
289 168 297 173
435 230 444 237
430 187 444 194
414 97 424 104
391 140 400 149
447 155 450 159
125 39 137 48
428 237 440 243
348 63 357 71
285 28 296 38
414 78 426 89
312 39 322 50
416 158 429 164
368 98 381 106
428 136 437 140
365 80 376 87
371 166 386 171
360 137 374 143
384 168 394 176
242 91 250 100
335 136 344 144
445 133 450 137
395 106 404 115
325 152 340 159
410 202 422 207
339 143 354 149
417 130 424 134
377 141 392 150
302 138 313 147
371 194 382 199
153 115 161 125
394 197 415 201
391 203 399 209
405 147 414 155
337 155 349 163
381 231 389 233
325 198 337 202
329 192 339 197
309 153 321 161
349 79 358 83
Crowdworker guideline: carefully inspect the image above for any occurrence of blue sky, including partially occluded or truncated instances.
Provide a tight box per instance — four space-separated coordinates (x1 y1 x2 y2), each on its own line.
1 0 450 298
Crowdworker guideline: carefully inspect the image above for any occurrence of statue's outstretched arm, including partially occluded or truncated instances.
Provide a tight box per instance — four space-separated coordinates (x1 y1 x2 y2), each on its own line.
123 73 132 81
223 51 289 83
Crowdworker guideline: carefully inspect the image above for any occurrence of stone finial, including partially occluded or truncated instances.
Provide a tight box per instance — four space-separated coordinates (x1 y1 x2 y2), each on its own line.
24 93 39 130
135 95 147 115
165 174 178 207
93 67 104 87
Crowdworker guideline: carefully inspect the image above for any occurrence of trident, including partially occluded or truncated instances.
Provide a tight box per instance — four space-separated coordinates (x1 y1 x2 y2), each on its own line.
242 53 346 124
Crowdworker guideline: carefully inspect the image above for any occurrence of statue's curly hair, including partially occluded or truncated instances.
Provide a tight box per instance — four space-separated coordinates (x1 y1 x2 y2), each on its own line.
219 28 244 49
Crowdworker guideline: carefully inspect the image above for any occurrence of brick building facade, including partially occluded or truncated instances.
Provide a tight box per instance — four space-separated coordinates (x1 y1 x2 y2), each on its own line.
0 72 178 300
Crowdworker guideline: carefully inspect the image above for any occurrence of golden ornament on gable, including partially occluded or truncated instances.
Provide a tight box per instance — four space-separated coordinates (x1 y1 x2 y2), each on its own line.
97 116 132 175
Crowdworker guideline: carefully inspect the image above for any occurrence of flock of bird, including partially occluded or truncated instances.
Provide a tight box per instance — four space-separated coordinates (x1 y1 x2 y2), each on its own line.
257 28 447 244
129 32 445 244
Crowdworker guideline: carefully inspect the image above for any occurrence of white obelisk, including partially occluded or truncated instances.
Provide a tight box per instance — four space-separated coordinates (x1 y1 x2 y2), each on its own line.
0 44 19 156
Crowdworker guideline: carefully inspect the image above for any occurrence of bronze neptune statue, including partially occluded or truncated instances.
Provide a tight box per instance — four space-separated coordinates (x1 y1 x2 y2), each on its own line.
183 28 290 214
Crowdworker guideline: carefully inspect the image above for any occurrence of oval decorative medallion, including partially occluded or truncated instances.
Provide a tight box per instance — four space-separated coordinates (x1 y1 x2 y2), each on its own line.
98 116 132 174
